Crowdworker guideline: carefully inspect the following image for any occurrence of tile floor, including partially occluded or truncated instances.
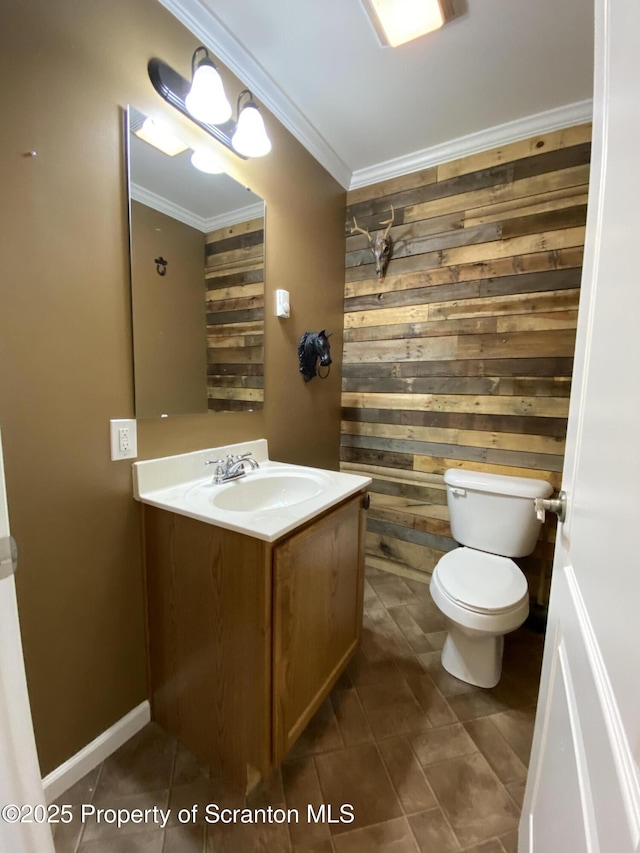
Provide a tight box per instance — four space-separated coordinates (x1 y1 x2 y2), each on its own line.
51 565 544 853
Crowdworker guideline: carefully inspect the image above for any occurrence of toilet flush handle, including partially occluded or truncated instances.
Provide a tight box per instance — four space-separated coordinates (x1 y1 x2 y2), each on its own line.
534 491 567 524
450 487 466 497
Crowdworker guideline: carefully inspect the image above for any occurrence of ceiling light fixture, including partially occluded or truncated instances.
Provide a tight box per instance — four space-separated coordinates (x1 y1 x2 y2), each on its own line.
133 117 188 156
190 148 225 174
361 0 447 47
148 49 272 160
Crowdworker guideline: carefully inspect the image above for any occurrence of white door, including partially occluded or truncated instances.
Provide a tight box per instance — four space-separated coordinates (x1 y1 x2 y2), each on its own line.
520 0 640 850
0 429 54 853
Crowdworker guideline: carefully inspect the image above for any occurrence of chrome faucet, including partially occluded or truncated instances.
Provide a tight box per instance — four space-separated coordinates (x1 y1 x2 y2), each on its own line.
205 452 260 484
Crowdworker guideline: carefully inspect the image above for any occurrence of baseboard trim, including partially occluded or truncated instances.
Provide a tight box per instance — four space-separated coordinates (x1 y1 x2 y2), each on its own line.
42 701 151 803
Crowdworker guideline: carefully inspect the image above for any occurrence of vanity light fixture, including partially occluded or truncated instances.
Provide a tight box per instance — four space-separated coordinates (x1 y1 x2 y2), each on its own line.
190 148 225 174
134 116 188 156
185 47 232 125
148 49 272 160
361 0 447 47
231 90 272 158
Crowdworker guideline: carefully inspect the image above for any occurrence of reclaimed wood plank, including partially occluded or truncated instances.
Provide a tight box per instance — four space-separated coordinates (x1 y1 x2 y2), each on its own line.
436 125 591 180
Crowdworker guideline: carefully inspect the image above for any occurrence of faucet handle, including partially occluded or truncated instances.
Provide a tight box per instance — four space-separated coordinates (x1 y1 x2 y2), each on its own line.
205 458 226 483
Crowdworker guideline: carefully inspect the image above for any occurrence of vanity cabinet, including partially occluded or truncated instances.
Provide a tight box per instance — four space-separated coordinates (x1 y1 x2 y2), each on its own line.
142 491 366 790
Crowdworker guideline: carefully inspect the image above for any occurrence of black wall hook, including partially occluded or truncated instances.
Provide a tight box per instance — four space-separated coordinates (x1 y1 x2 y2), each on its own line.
154 257 168 276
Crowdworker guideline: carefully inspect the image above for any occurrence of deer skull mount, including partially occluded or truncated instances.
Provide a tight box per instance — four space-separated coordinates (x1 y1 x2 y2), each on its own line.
351 205 395 281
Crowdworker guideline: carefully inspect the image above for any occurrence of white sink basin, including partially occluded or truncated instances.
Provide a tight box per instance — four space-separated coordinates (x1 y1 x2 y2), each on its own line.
186 470 328 513
132 439 372 542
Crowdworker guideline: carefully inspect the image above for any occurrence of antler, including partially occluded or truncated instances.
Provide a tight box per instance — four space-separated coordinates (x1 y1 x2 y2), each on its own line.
350 216 372 241
378 205 395 239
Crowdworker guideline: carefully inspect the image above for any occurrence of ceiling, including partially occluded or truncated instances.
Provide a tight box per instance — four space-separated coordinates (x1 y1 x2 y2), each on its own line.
157 0 594 190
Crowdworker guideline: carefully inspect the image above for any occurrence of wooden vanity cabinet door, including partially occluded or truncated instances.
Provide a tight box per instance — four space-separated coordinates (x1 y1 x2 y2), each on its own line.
272 494 365 760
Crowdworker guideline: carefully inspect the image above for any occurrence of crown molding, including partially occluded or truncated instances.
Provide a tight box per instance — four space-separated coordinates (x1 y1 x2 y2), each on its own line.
204 201 264 232
130 183 263 232
130 183 206 230
349 99 593 189
156 0 352 188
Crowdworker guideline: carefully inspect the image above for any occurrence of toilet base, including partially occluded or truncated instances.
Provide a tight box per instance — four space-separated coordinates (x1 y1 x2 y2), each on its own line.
441 625 504 688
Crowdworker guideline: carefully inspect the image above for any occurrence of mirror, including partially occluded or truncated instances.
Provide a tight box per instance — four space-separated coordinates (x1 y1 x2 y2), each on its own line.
126 106 265 418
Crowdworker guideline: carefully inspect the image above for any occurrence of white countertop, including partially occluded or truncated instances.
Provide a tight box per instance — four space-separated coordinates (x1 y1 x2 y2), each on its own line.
133 439 371 543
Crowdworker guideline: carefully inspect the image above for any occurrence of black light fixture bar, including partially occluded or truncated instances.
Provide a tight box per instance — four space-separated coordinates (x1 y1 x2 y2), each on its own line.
147 58 247 159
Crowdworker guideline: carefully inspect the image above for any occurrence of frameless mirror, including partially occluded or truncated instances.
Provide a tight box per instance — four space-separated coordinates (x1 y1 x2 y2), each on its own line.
125 106 265 417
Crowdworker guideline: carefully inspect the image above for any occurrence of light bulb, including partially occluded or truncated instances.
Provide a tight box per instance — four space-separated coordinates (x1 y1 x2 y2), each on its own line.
190 148 225 174
231 103 271 158
185 62 232 125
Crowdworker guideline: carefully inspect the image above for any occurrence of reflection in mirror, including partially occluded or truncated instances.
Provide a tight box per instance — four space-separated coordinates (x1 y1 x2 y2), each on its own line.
126 106 265 418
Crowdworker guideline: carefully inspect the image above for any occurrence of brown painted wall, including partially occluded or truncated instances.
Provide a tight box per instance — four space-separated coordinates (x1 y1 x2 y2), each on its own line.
0 0 345 774
131 201 208 417
341 125 591 605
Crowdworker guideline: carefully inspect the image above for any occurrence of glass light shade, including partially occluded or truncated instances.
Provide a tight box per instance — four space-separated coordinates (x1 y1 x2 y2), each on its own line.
190 148 225 174
366 0 444 47
185 63 232 125
231 104 272 158
134 117 188 156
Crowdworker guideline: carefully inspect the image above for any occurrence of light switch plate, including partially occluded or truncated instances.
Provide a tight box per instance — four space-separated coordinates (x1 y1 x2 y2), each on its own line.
110 418 138 461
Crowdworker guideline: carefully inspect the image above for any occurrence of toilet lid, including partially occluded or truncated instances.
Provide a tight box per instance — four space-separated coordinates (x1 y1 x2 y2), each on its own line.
436 548 528 614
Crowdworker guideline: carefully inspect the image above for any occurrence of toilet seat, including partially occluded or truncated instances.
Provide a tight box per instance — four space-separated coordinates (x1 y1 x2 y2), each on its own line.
435 547 528 615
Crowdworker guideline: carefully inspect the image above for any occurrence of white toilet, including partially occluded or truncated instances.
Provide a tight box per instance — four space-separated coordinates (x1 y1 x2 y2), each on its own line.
430 468 553 688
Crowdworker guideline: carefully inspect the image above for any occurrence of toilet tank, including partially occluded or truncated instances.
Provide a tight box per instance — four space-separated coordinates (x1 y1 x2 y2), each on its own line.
444 468 553 557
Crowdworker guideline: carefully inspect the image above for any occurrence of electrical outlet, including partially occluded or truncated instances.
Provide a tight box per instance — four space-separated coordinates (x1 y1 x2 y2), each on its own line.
110 419 137 461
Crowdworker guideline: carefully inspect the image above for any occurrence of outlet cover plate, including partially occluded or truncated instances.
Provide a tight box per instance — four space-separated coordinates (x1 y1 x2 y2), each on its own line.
110 418 138 461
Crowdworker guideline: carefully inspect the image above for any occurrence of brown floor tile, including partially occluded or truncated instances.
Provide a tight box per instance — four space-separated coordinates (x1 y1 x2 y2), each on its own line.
53 765 103 852
78 828 165 853
94 723 176 799
205 819 292 852
409 723 477 767
314 743 403 834
366 576 421 608
446 690 512 723
332 817 419 852
357 677 432 740
402 578 434 602
402 670 458 728
386 605 435 654
404 602 447 634
463 719 528 784
282 757 331 847
361 610 416 664
330 689 375 746
426 632 447 650
407 807 459 853
377 737 438 814
417 650 480 697
163 823 205 853
363 580 384 612
172 745 210 787
460 841 505 852
498 828 519 852
292 841 334 853
347 652 404 689
167 776 243 827
81 790 169 842
488 707 536 766
504 779 527 810
63 566 542 853
416 651 479 697
423 752 519 847
288 697 344 759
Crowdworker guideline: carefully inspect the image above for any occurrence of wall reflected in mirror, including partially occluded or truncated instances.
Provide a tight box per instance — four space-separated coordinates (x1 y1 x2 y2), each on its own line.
126 106 265 418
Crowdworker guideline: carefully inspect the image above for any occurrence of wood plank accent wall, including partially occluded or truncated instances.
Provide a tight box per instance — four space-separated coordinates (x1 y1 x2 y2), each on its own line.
341 124 591 605
205 215 265 412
